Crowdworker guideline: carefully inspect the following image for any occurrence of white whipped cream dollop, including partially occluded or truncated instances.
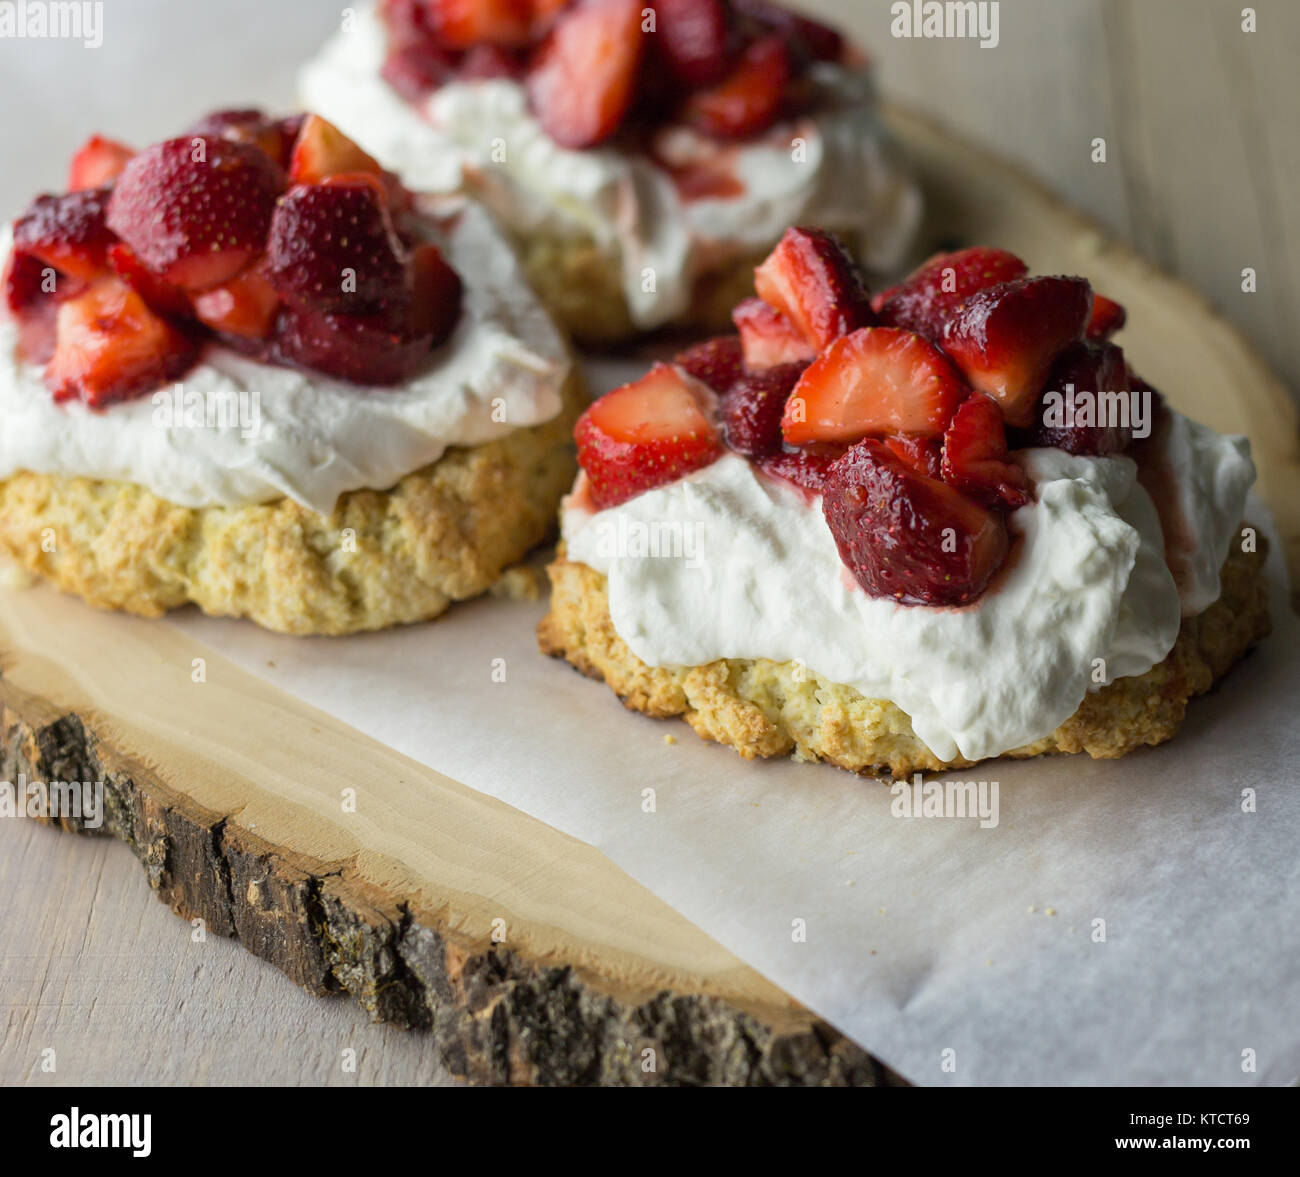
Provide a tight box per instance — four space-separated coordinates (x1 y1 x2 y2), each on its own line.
299 5 922 330
0 199 569 513
562 413 1254 763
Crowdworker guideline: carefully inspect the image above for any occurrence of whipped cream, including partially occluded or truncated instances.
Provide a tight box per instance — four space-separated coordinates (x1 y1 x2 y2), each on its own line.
563 412 1254 763
299 5 922 330
0 198 569 513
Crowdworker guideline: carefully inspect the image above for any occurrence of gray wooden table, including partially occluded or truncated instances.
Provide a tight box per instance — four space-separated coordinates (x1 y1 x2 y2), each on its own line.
2 0 1297 1086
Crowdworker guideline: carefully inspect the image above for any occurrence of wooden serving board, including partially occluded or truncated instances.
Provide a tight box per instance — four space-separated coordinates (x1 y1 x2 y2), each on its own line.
2 107 1297 1088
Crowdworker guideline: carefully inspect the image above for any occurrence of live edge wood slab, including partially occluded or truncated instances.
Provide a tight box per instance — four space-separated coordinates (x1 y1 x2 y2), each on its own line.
2 108 1298 1087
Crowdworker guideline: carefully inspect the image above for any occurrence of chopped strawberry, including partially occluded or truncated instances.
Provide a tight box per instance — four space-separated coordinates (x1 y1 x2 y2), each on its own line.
68 136 134 191
682 33 790 140
732 297 815 370
45 279 198 407
574 363 721 508
653 0 731 87
753 226 874 351
186 109 300 169
757 444 844 494
1027 341 1133 455
3 248 51 313
106 137 283 292
107 243 192 320
288 115 382 184
457 43 528 79
822 439 1010 606
408 242 464 347
265 180 409 312
1085 293 1127 342
940 393 1030 510
13 188 116 284
674 334 743 392
875 247 1027 344
424 0 533 48
526 0 644 149
782 327 967 445
883 434 943 480
382 43 459 100
940 276 1092 428
729 0 844 63
719 362 804 456
273 303 435 386
192 266 282 341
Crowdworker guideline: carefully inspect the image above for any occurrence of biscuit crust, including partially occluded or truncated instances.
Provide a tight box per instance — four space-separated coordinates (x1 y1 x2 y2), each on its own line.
538 540 1271 778
0 373 585 635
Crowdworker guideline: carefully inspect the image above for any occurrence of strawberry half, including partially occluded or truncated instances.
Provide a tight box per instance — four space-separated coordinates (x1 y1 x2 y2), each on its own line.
719 362 805 456
1085 293 1127 342
940 276 1092 427
753 226 874 351
68 136 134 191
875 246 1027 344
822 439 1010 606
732 297 815 371
940 393 1030 510
575 363 721 508
526 0 644 150
782 326 967 444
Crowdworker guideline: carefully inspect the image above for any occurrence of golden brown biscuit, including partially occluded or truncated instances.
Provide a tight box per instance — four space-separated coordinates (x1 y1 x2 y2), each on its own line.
538 538 1271 778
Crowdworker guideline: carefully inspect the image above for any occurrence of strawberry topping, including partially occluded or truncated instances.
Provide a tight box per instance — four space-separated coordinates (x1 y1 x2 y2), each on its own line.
732 296 815 370
753 226 874 351
940 392 1030 510
1085 292 1127 342
875 246 1027 343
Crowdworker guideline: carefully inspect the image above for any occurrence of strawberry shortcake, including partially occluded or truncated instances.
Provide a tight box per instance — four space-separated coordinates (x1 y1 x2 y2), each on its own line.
540 230 1270 776
299 0 920 343
0 112 581 634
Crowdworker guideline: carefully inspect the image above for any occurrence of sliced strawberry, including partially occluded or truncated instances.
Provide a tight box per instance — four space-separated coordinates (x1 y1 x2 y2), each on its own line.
186 109 300 169
757 443 844 495
273 303 434 386
45 278 198 407
526 0 644 150
1027 341 1133 456
3 248 51 313
940 276 1092 428
382 43 459 100
68 136 134 191
13 188 116 284
654 0 731 87
822 439 1010 606
782 327 967 445
940 393 1030 510
574 363 721 508
1085 293 1126 342
674 334 743 392
424 0 533 48
408 242 463 347
288 115 383 184
875 247 1027 344
682 33 790 140
107 243 192 320
753 226 874 351
729 0 844 63
732 297 815 370
883 434 942 480
192 266 281 341
266 180 409 312
719 362 805 456
106 136 283 292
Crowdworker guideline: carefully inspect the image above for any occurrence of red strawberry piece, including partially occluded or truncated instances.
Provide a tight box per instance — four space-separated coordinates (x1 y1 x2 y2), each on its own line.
13 188 116 284
107 243 192 320
408 242 464 347
265 180 409 313
757 443 844 494
674 333 743 392
192 266 282 341
288 114 383 184
883 434 943 480
875 246 1027 344
1085 293 1127 342
424 0 533 48
574 363 721 508
732 296 815 370
682 33 790 140
719 361 805 456
782 326 967 445
1027 341 1133 456
458 43 528 79
45 278 199 407
822 439 1010 606
753 226 874 351
3 247 51 313
653 0 731 87
273 303 434 386
106 136 283 292
526 0 644 149
68 136 135 191
382 43 460 100
729 0 844 63
940 275 1092 428
186 109 301 169
940 393 1030 510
